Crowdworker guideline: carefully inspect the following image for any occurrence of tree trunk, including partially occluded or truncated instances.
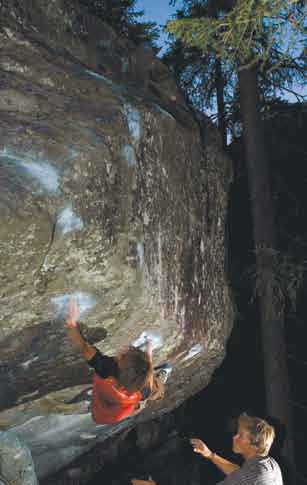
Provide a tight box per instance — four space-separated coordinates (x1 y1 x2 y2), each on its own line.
215 59 227 148
238 64 295 466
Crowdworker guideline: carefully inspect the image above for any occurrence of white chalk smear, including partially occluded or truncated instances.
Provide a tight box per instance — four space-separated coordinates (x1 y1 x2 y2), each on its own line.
57 206 84 235
123 104 141 146
52 292 96 319
19 160 59 193
0 147 60 193
200 239 205 254
85 69 111 83
133 331 163 351
182 344 203 362
121 144 137 167
20 357 39 370
137 241 144 267
80 432 97 440
179 305 187 333
13 452 24 460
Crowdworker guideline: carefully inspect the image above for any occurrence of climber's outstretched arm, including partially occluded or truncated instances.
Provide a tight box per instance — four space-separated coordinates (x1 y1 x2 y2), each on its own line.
144 339 154 391
66 299 96 361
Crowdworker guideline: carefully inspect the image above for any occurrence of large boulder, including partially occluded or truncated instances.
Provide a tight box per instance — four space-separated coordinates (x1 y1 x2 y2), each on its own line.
0 0 234 479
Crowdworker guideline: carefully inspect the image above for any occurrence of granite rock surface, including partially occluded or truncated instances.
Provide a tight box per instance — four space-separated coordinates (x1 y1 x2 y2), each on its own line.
0 0 233 479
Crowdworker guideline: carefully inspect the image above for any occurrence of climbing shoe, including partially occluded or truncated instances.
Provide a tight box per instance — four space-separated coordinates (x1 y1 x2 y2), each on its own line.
154 363 172 383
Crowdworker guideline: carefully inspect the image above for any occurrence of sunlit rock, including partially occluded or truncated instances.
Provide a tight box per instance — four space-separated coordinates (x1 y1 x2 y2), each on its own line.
0 0 234 480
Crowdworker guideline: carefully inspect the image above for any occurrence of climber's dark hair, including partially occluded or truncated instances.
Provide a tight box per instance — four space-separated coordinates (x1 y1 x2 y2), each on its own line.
117 346 152 392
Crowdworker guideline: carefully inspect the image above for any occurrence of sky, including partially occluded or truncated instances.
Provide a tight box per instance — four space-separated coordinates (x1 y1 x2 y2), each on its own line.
135 0 183 53
135 0 306 101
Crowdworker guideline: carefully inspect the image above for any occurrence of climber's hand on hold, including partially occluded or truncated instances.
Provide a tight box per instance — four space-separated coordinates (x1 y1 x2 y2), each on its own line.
66 298 79 328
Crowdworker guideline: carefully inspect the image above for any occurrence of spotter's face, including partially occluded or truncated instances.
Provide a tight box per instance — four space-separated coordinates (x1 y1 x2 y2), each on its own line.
232 424 253 456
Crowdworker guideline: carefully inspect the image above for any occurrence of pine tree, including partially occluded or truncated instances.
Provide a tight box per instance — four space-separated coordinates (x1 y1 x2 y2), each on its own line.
79 0 159 45
166 0 305 142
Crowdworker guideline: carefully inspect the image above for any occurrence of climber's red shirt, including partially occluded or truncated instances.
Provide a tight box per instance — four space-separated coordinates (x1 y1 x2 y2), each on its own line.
87 351 150 425
91 373 143 424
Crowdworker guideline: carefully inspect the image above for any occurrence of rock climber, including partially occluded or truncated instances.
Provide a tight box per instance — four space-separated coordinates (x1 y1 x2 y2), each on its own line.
66 299 171 424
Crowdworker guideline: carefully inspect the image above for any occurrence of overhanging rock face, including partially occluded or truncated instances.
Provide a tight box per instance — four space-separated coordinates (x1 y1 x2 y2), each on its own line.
0 0 234 479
